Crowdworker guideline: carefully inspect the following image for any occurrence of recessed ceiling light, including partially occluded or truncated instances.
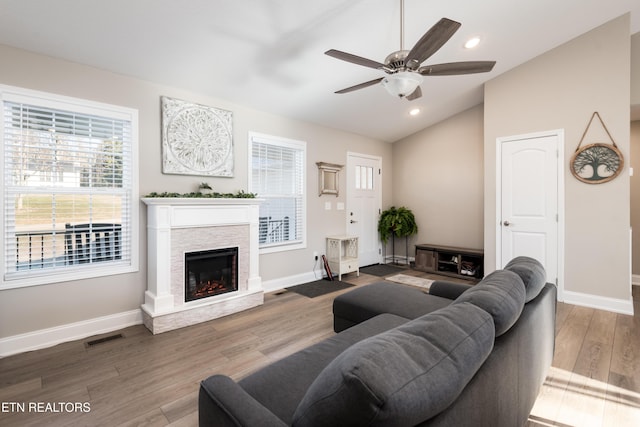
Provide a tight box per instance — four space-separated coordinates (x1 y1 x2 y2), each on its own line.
464 37 481 49
409 108 420 116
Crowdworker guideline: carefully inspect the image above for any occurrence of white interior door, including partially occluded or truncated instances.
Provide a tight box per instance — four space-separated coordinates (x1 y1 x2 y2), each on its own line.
497 131 563 293
347 152 382 266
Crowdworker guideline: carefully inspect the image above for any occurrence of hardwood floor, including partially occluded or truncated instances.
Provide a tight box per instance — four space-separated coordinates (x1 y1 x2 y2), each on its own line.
526 286 640 427
1 269 639 426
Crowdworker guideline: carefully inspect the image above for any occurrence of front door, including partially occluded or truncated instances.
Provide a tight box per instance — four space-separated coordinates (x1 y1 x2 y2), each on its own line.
346 152 382 266
497 130 563 294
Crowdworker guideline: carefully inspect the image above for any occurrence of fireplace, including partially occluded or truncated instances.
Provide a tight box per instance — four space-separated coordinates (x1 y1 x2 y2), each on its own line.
185 247 238 302
141 197 263 334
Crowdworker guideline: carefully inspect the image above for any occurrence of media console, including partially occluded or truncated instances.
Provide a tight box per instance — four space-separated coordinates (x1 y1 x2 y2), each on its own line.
414 243 484 281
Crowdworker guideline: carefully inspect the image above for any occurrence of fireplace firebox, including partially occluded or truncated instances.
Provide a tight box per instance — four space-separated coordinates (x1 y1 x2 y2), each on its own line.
185 247 238 302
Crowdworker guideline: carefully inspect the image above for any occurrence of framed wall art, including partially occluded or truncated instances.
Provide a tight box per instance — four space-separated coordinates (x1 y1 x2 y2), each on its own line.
570 112 624 184
161 96 233 177
316 162 343 196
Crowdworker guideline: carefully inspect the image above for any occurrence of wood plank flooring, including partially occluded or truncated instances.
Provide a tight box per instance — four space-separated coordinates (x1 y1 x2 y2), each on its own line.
1 268 639 426
526 286 640 427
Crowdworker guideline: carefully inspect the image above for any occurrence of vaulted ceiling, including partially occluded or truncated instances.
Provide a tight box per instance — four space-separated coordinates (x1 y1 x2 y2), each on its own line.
0 0 638 142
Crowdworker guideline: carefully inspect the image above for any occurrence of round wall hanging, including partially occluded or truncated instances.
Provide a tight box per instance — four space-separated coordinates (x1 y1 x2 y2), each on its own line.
570 112 624 184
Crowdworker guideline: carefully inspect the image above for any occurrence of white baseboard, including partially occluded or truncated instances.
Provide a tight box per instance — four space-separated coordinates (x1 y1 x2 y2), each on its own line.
0 309 143 358
562 290 634 316
261 270 321 293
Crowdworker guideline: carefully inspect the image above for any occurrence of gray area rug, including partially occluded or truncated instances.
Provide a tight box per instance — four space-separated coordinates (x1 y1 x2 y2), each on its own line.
286 280 354 298
360 263 406 277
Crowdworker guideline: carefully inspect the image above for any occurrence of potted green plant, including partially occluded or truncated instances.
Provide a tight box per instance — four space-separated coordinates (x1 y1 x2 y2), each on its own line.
198 182 213 195
378 206 418 264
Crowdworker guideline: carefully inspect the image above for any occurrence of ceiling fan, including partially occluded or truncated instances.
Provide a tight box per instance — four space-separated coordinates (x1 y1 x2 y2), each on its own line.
325 0 496 101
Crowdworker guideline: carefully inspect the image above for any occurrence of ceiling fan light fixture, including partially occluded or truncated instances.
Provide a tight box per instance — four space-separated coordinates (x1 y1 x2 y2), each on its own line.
381 71 423 98
464 37 481 49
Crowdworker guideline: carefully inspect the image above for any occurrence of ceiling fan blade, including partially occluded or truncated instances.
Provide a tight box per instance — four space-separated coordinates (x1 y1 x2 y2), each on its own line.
325 49 386 70
419 61 496 76
405 18 461 70
405 85 422 101
334 77 384 94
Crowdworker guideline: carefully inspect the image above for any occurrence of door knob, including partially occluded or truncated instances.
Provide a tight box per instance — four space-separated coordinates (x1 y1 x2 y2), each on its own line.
503 220 510 226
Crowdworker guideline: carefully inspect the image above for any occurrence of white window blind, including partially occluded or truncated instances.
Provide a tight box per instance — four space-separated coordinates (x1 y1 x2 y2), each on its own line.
1 87 138 287
249 132 306 251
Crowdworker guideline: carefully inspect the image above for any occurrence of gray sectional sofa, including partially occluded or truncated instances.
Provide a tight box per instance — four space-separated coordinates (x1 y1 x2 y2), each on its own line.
199 256 557 426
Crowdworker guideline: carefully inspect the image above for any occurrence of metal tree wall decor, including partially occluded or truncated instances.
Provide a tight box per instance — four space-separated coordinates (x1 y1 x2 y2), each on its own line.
161 96 233 177
570 111 623 184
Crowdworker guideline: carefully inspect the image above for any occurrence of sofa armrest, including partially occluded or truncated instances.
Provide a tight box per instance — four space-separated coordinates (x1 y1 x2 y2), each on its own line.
429 281 473 300
199 375 287 427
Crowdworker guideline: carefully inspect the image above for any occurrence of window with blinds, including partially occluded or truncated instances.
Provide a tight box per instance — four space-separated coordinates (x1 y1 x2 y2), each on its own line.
1 86 138 288
249 132 306 252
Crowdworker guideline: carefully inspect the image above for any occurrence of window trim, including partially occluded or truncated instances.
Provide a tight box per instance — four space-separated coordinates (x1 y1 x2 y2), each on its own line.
0 85 139 290
248 131 307 254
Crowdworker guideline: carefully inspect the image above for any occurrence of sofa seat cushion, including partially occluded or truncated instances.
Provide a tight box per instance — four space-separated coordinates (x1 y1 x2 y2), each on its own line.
504 256 547 302
333 281 452 332
292 303 495 427
453 270 526 336
238 313 409 424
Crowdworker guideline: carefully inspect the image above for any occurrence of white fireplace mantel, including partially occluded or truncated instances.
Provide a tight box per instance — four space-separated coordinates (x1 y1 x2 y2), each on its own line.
141 197 263 334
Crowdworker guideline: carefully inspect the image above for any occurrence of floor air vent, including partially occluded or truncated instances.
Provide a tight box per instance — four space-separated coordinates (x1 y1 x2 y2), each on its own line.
85 333 124 348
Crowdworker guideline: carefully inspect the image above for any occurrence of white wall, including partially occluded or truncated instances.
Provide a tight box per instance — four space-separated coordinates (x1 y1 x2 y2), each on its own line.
0 43 392 342
484 15 632 310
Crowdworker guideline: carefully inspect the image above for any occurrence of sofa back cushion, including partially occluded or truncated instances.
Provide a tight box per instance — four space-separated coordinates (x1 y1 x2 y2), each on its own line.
454 270 526 336
291 303 495 427
504 256 547 302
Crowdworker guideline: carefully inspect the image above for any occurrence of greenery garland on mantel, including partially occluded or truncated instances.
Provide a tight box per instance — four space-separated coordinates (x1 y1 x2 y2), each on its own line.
144 190 256 199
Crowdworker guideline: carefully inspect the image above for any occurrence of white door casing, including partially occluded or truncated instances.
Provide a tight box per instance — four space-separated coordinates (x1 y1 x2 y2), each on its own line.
496 130 564 300
346 152 382 266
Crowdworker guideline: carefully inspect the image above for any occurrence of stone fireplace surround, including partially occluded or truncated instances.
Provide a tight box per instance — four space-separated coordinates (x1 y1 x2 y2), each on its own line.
141 198 263 334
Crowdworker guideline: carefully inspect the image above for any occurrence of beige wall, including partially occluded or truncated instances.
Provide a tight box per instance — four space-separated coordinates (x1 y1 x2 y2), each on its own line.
484 15 631 303
631 31 640 278
391 105 484 256
631 121 640 276
632 32 640 106
0 44 392 339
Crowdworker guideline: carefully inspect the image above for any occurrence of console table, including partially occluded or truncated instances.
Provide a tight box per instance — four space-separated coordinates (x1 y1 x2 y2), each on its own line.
326 235 359 281
414 244 484 281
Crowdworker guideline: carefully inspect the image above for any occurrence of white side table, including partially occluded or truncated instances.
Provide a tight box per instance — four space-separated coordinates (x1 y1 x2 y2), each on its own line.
326 235 359 281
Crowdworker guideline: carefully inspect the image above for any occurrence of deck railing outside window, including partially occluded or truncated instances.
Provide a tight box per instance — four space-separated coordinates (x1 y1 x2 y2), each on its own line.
15 224 122 270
